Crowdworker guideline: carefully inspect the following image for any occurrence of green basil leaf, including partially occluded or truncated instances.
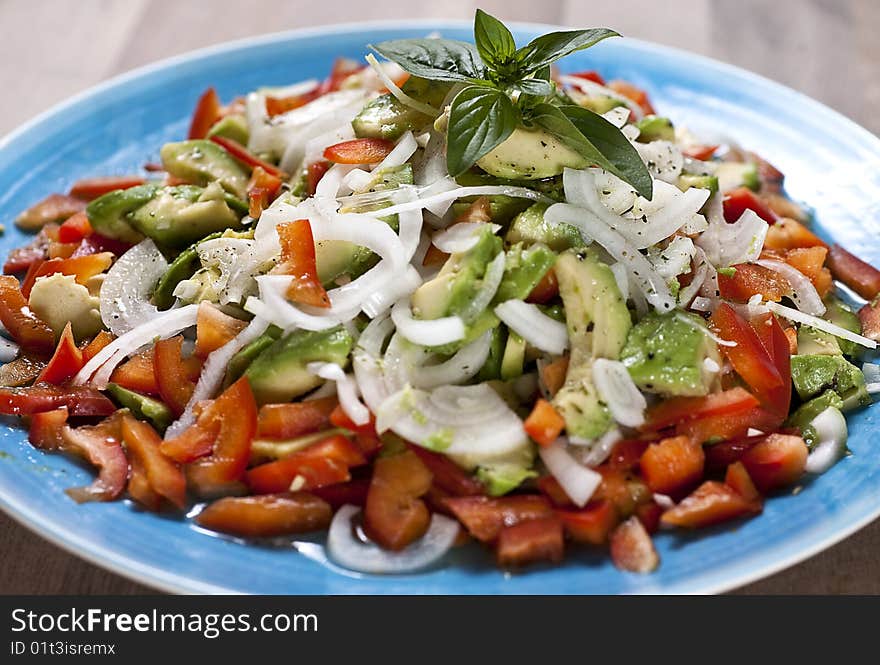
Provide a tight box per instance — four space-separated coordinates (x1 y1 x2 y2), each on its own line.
516 29 619 73
473 9 517 70
509 79 554 97
370 39 485 82
446 86 518 177
532 103 652 199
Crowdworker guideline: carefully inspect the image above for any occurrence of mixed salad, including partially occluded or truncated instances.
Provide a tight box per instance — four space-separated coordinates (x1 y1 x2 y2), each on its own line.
3 10 880 575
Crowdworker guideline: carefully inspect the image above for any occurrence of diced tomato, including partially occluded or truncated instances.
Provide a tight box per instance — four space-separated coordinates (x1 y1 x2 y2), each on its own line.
717 263 792 302
678 404 780 445
608 80 656 115
128 452 162 512
722 187 777 223
704 433 766 471
763 217 827 251
310 478 371 509
0 275 55 354
153 336 198 417
783 326 798 354
858 299 880 341
725 461 761 503
257 397 337 440
121 414 187 510
739 433 808 493
782 246 832 297
20 252 114 299
364 450 433 551
537 475 574 507
683 144 718 161
209 135 286 179
306 161 330 196
593 467 652 517
246 166 283 219
4 226 55 273
639 435 705 497
642 386 759 432
635 500 663 534
246 434 365 495
827 244 880 300
323 138 395 164
57 212 93 243
568 70 605 85
71 233 131 258
443 495 554 543
188 87 222 140
407 444 485 497
265 91 319 117
748 311 792 418
0 383 115 417
454 197 492 223
15 194 86 230
661 480 761 528
196 493 331 537
111 350 159 395
35 323 83 385
160 420 217 463
711 303 787 416
607 438 651 471
318 58 364 94
539 355 569 398
609 516 659 573
28 407 69 451
185 377 258 497
496 516 564 567
60 412 128 503
47 241 79 259
526 268 559 304
69 176 146 201
421 245 450 269
274 220 330 308
194 302 247 358
557 500 620 545
523 398 566 447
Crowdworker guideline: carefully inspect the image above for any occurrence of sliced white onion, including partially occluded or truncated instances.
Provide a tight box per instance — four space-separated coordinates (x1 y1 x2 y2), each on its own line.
461 251 505 322
494 299 569 355
164 316 269 439
690 295 714 312
571 429 622 468
678 262 710 308
538 440 602 507
74 304 200 387
764 300 876 349
315 163 353 201
610 262 630 302
862 362 880 386
391 298 465 346
697 208 768 268
343 168 375 193
601 106 630 128
410 332 492 390
634 140 684 184
754 259 826 316
805 406 848 474
365 53 440 118
361 265 422 319
414 132 449 188
352 314 396 412
592 358 647 427
307 361 370 426
374 131 418 171
304 123 355 172
649 236 696 280
432 222 500 254
353 185 548 219
327 504 458 574
397 207 424 261
100 239 168 336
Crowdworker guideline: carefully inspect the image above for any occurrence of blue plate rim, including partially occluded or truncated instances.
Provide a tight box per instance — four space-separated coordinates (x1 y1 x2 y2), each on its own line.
1 19 879 595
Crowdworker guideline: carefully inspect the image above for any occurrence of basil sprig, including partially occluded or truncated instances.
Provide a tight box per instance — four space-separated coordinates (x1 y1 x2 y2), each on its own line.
370 9 652 199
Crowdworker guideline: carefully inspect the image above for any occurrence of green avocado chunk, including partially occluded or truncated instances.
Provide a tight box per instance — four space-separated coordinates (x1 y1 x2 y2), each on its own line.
786 389 844 450
677 174 719 195
790 354 870 406
225 325 283 385
160 140 250 199
494 242 556 303
620 311 721 397
551 249 631 440
636 115 675 142
476 326 506 382
86 184 159 242
352 77 451 140
106 383 173 433
715 162 760 192
476 462 537 497
244 326 354 404
573 93 626 115
505 203 584 252
824 296 862 358
207 114 249 145
476 126 589 180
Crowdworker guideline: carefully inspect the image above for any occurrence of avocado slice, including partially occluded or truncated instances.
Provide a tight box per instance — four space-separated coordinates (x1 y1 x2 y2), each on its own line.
790 354 870 406
824 296 862 357
493 242 557 304
505 203 584 252
715 162 759 192
160 140 251 199
677 174 719 195
551 250 632 440
500 332 526 381
86 184 158 243
476 126 589 180
797 326 842 357
476 326 507 382
106 383 173 433
225 325 283 385
207 114 249 145
476 460 537 497
572 93 626 115
352 77 451 140
620 311 721 397
244 326 354 404
636 115 675 142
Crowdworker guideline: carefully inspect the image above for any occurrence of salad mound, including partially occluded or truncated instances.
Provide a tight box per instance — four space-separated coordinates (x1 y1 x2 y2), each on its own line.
3 10 880 575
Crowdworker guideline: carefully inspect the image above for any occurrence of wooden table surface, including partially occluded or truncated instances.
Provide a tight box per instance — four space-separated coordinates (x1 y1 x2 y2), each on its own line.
1 0 879 594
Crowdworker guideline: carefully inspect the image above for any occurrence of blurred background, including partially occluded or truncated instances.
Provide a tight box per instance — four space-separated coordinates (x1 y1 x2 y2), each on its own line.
1 0 878 594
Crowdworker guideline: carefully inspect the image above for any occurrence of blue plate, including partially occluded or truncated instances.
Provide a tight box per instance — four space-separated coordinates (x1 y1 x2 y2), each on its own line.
2 21 879 595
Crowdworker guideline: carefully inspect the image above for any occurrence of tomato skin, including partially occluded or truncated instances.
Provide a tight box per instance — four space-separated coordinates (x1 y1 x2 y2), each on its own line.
257 398 337 440
209 135 286 179
111 350 160 395
676 404 780 445
523 398 566 447
539 355 569 398
35 323 83 385
661 480 761 529
60 412 129 503
407 444 485 497
0 383 115 416
57 211 93 243
682 144 718 160
71 233 131 258
365 450 433 551
607 439 651 471
160 421 217 463
722 187 777 223
717 263 793 302
153 336 199 417
639 435 705 498
194 303 247 358
827 244 880 300
15 194 86 231
642 387 759 432
725 461 761 503
610 516 659 573
28 407 69 451
635 501 663 534
69 176 146 201
525 268 559 304
188 87 222 140
323 138 396 164
246 434 365 495
739 433 808 493
275 220 330 308
764 217 827 251
121 415 187 510
496 516 564 568
246 166 283 218
608 80 656 115
421 244 450 269
306 161 330 196
0 275 55 354
197 493 332 537
443 495 555 543
557 500 620 545
703 433 766 471
265 91 320 117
